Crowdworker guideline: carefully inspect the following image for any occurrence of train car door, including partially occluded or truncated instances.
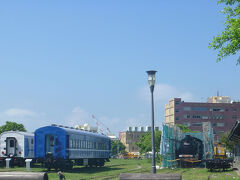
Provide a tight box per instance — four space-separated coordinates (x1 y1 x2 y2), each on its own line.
45 135 54 154
6 137 16 156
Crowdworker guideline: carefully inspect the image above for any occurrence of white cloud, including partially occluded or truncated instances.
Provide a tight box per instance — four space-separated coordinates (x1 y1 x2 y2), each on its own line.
97 116 122 134
65 107 125 135
66 107 91 127
141 83 195 103
0 108 49 133
4 108 36 117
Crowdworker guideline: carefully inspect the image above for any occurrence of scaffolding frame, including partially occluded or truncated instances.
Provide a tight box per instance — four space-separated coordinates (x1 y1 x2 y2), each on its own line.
160 123 214 168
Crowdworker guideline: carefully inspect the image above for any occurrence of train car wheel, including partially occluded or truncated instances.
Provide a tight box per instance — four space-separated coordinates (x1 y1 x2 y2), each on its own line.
65 160 73 170
99 159 104 167
69 162 73 170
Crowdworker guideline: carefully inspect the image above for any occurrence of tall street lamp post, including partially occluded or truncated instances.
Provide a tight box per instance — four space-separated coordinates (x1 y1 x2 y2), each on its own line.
146 70 157 174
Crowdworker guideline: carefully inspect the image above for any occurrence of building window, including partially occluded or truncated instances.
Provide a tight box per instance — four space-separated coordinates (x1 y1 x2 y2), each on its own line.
176 117 180 120
216 131 225 134
183 122 191 127
184 114 191 119
192 115 201 119
210 108 224 112
212 123 217 127
192 107 208 111
184 107 191 111
175 109 180 113
175 101 180 105
232 115 238 119
217 123 224 127
233 108 237 112
192 122 202 126
211 115 223 120
202 116 208 120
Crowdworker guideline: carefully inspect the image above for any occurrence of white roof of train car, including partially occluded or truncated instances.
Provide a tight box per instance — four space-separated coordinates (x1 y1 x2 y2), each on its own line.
0 131 34 137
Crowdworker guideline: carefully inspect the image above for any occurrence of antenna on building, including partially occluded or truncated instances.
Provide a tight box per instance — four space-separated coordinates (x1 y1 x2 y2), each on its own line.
217 90 219 97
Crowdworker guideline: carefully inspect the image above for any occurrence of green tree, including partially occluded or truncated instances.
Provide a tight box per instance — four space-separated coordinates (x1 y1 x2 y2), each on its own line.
136 130 161 154
0 121 26 134
176 124 193 133
111 140 126 155
209 0 240 64
219 131 234 152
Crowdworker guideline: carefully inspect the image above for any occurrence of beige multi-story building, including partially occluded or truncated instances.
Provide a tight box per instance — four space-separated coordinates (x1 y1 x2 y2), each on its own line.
119 131 146 155
207 96 231 103
119 126 160 154
165 99 175 125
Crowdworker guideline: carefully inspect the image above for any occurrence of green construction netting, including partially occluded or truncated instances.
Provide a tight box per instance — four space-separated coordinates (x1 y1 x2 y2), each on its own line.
160 123 213 168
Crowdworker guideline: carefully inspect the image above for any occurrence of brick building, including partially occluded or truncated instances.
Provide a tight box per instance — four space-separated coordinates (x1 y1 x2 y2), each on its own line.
165 97 240 140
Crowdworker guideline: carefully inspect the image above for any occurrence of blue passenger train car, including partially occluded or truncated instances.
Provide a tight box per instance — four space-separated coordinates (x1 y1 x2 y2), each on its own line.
34 124 111 170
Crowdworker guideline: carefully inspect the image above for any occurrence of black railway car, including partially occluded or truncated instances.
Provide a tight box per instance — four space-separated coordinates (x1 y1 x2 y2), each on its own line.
176 135 203 167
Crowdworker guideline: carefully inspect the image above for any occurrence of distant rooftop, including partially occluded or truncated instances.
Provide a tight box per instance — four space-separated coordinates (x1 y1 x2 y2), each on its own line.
207 96 231 103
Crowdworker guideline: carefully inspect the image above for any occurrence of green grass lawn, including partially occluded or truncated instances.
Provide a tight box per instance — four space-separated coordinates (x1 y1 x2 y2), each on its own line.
0 159 239 180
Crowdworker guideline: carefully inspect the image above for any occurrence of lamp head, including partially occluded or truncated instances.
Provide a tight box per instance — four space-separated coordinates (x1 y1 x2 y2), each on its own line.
146 70 157 87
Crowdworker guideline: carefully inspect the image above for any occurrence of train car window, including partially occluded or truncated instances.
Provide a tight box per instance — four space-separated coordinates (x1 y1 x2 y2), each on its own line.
72 139 75 149
50 136 54 146
82 141 85 149
69 139 72 148
76 140 79 149
66 135 69 148
10 140 15 147
83 141 86 149
31 139 34 144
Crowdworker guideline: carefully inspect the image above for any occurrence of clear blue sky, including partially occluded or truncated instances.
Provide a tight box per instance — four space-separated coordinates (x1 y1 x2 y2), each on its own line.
0 1 239 135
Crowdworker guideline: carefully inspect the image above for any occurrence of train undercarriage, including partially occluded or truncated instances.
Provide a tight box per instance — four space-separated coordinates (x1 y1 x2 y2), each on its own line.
205 158 233 171
39 156 109 171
